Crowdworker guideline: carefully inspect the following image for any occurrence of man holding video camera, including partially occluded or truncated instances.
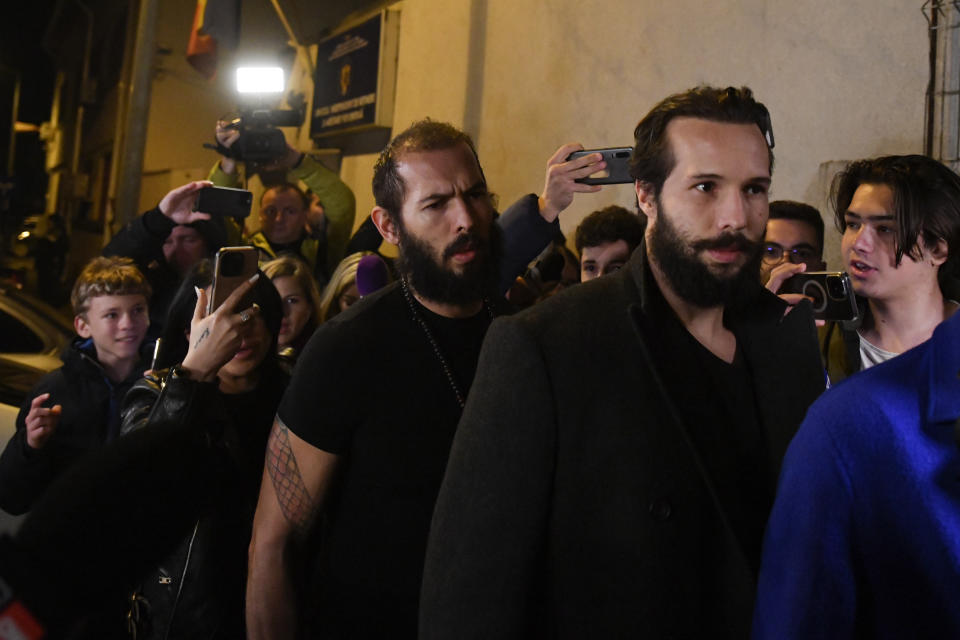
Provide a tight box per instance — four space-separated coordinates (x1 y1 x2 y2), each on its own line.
210 121 356 284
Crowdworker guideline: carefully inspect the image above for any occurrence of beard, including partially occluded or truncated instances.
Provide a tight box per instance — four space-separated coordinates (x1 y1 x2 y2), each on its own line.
396 220 503 306
647 199 763 309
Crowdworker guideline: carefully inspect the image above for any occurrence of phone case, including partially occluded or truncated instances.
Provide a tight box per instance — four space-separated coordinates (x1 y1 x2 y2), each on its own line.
193 186 253 220
208 247 259 314
783 271 860 323
568 147 633 184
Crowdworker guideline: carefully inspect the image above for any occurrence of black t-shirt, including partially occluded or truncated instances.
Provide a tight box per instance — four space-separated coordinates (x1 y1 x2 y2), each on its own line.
640 274 772 576
278 282 493 635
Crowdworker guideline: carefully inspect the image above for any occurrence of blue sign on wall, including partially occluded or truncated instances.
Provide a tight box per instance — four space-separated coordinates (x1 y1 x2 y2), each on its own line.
311 14 382 137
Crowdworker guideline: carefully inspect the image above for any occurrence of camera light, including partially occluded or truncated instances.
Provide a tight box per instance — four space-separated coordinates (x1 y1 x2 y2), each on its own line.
236 67 284 94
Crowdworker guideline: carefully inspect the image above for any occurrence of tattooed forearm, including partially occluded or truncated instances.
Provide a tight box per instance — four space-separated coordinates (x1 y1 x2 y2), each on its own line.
193 327 210 350
267 419 316 537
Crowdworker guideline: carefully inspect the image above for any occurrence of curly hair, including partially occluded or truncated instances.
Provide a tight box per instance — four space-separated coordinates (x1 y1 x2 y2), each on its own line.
71 256 152 318
574 205 646 255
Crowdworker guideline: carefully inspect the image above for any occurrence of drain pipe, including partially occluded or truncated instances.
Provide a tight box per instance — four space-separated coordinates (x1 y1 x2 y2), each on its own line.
65 0 94 237
103 3 138 242
114 0 160 227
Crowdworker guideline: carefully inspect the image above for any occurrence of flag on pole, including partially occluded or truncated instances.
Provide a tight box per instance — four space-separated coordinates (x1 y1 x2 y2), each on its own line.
186 0 240 80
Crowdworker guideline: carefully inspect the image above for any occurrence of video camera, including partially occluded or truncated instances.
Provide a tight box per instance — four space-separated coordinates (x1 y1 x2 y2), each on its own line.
205 108 304 165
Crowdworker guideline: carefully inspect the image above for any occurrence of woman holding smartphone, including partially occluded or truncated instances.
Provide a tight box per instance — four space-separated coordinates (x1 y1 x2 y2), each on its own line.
119 259 287 639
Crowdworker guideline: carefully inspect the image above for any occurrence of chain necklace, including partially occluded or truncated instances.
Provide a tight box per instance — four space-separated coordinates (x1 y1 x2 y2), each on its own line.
400 278 495 410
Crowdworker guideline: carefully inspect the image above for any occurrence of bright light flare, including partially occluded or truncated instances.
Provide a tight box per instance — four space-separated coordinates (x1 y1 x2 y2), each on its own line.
236 67 284 94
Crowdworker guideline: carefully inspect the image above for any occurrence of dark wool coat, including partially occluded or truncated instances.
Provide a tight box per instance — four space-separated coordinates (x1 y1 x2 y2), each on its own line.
420 247 826 639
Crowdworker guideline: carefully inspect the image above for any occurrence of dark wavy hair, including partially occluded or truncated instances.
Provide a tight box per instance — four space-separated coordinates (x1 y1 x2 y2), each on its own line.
629 85 775 196
831 154 960 289
574 205 646 254
155 260 284 370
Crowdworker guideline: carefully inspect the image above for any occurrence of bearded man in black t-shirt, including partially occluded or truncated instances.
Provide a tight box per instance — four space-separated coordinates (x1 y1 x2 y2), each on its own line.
245 119 607 639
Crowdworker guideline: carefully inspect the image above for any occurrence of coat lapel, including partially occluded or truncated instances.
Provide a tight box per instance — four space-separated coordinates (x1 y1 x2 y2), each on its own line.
620 244 826 567
621 246 753 572
733 293 826 479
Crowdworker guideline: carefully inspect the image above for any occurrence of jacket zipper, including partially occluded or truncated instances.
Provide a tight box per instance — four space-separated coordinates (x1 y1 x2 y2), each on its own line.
163 520 200 640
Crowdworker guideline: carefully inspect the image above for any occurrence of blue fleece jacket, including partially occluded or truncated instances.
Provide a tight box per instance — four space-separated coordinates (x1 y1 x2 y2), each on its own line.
753 311 960 638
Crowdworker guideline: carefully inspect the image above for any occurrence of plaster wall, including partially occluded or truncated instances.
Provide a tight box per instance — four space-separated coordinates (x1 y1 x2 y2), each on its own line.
140 0 287 211
338 0 925 270
133 0 928 271
138 0 253 210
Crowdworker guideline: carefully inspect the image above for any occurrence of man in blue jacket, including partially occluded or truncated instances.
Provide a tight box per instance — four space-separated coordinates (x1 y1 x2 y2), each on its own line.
754 309 960 637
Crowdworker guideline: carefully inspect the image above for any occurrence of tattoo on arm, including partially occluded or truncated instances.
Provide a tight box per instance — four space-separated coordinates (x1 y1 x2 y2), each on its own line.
267 419 316 537
193 327 210 350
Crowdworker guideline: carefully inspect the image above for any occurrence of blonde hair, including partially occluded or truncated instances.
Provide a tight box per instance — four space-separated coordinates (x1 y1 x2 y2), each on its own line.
318 251 375 322
71 256 152 317
262 256 323 335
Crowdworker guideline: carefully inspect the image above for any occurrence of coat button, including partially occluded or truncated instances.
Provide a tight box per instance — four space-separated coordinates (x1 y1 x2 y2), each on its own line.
648 497 672 521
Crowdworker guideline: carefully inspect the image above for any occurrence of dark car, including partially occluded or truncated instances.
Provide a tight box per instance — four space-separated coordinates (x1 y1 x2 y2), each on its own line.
0 284 72 407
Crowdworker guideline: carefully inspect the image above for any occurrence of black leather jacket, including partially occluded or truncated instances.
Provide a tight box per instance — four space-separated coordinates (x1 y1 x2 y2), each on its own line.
119 362 288 639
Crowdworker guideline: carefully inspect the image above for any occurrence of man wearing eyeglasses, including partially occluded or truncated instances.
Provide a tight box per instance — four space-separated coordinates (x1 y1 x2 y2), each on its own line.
760 200 826 292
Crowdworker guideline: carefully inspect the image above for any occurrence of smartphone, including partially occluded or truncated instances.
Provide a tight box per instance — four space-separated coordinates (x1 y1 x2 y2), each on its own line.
208 246 259 314
567 147 633 184
193 186 253 220
782 271 860 322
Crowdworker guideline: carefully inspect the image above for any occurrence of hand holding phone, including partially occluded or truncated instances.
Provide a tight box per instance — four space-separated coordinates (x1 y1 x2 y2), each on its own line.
782 271 860 322
539 143 606 222
159 181 216 224
181 256 262 382
193 186 253 221
208 247 260 314
566 147 633 184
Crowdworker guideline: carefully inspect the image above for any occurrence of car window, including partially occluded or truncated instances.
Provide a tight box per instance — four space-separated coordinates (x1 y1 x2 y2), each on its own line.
0 308 44 353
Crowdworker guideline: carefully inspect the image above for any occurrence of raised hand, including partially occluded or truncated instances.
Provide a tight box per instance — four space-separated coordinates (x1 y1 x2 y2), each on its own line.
216 119 241 176
180 275 262 382
158 181 214 225
538 143 606 223
24 393 62 450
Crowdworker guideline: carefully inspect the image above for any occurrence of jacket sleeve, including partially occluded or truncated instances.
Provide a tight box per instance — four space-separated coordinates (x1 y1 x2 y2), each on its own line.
207 160 240 188
292 155 356 273
0 378 66 515
752 402 857 639
120 370 218 440
102 207 176 269
420 316 556 639
496 194 561 295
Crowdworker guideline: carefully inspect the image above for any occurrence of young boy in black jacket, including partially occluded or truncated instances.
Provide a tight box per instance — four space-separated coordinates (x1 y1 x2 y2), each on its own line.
0 256 152 515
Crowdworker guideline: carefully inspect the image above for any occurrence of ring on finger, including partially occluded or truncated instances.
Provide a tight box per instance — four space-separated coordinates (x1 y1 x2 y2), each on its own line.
239 303 259 324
